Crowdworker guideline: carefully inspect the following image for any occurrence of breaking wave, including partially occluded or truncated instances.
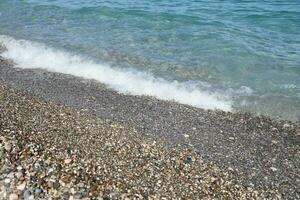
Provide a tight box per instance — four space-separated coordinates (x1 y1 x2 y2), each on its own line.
0 35 232 111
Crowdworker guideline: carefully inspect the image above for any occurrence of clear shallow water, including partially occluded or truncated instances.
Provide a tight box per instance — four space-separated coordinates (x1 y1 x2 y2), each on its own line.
0 0 299 121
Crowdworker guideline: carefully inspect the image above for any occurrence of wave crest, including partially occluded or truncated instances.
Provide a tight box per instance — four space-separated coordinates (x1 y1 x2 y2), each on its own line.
0 35 232 111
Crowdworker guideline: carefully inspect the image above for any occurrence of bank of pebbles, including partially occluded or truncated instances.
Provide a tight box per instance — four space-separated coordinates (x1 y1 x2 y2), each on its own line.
0 85 281 199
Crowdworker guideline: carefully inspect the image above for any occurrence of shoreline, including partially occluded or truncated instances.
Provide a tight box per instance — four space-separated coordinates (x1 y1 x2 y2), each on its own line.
0 55 299 198
0 85 280 199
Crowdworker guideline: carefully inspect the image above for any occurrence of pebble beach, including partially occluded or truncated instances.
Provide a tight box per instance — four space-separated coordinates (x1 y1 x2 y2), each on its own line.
0 85 281 199
0 53 299 199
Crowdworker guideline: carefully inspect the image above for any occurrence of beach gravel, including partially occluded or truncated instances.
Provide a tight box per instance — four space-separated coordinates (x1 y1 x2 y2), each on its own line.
0 52 299 199
0 85 282 199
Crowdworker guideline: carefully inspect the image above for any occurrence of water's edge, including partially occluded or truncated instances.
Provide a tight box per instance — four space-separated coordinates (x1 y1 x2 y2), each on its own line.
0 52 299 199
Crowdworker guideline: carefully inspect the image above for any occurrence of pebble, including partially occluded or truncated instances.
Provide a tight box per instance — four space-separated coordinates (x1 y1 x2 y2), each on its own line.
283 123 291 129
4 178 11 184
7 172 14 179
270 167 278 172
28 195 34 200
17 181 26 191
228 167 234 172
53 181 60 190
73 192 83 199
9 193 18 200
34 188 42 196
0 146 3 157
15 172 23 179
17 166 23 171
4 142 12 152
23 190 31 200
70 188 75 194
64 158 72 164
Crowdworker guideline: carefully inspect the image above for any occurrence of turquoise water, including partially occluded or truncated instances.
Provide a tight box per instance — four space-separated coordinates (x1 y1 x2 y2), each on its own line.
0 0 300 121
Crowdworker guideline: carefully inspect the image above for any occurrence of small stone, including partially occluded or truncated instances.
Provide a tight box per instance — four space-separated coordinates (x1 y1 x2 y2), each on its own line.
64 159 72 164
184 157 193 164
283 123 291 129
272 140 278 144
23 190 31 200
70 188 75 194
4 142 12 152
183 134 189 138
15 172 23 179
0 147 3 157
77 182 84 188
228 167 234 172
73 192 83 199
28 195 34 200
229 137 235 140
61 176 71 183
9 194 18 200
53 181 60 190
7 172 14 179
270 167 278 172
48 168 54 173
47 181 54 188
17 181 26 191
4 178 11 184
34 188 42 196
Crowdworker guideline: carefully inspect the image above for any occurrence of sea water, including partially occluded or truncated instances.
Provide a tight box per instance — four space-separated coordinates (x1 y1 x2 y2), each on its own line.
0 0 299 121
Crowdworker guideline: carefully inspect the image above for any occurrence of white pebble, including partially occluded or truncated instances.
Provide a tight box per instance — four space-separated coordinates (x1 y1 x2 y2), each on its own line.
64 159 72 164
283 123 292 129
4 142 12 152
28 195 34 200
7 172 14 179
270 167 277 172
15 172 23 179
4 178 11 184
9 194 18 200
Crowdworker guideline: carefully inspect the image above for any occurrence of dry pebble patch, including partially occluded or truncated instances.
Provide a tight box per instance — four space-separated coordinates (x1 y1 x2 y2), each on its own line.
0 85 281 199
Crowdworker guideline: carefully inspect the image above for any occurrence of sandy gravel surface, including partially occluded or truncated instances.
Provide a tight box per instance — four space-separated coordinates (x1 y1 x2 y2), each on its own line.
0 53 299 199
0 85 280 199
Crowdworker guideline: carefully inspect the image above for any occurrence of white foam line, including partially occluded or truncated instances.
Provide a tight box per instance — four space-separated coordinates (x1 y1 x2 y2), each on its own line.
0 35 232 111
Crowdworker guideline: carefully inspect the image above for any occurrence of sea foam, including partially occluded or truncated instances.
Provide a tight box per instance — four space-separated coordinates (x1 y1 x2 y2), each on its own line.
0 35 232 111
